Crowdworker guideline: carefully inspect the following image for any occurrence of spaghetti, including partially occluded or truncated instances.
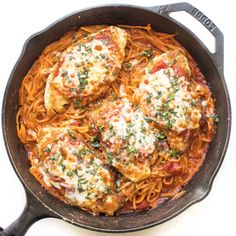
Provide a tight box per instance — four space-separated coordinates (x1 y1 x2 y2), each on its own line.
16 25 217 214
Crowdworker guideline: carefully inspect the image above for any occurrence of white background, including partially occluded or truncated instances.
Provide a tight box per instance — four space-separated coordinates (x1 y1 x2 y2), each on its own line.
0 0 235 235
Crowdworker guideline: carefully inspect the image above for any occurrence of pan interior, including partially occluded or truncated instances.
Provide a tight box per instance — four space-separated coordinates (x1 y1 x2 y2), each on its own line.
2 5 230 232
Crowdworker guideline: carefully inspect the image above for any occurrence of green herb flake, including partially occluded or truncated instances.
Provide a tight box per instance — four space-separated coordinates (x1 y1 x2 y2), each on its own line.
91 136 100 148
104 185 113 194
107 151 113 164
44 145 52 153
102 38 108 45
170 150 182 158
50 152 60 161
126 145 137 154
67 129 76 141
66 171 74 177
146 92 153 104
125 62 132 69
60 158 66 172
207 113 220 123
144 115 154 123
140 48 154 59
168 93 175 101
167 119 176 129
98 125 104 131
156 133 166 140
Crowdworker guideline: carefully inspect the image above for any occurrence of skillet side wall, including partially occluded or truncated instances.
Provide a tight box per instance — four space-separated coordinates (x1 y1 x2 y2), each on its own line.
2 6 229 232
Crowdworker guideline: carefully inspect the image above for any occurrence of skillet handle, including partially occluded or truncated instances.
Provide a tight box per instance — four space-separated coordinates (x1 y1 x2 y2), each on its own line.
0 190 56 236
150 2 224 74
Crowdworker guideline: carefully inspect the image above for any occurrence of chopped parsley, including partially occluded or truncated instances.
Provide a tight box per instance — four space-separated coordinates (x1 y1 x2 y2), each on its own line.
50 152 60 161
167 119 176 129
72 149 80 157
126 145 137 154
144 115 154 123
67 129 76 141
172 58 177 65
77 67 89 90
104 185 113 194
61 69 68 76
60 158 66 172
155 91 162 99
91 136 100 148
74 98 82 108
167 93 175 101
102 38 108 45
77 183 84 193
44 144 52 153
124 62 132 69
98 124 104 131
207 113 220 123
146 92 153 104
108 122 113 130
140 48 154 59
170 150 182 158
86 168 97 175
66 171 74 177
107 151 113 164
156 133 166 140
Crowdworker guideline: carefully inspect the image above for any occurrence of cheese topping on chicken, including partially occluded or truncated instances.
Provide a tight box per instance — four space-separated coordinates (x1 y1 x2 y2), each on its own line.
37 127 121 215
89 98 156 182
138 51 201 133
44 26 127 115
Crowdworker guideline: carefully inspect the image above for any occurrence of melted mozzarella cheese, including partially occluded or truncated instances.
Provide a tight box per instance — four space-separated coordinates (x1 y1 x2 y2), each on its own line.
95 98 156 182
38 127 113 208
103 99 155 155
44 26 127 115
138 53 201 133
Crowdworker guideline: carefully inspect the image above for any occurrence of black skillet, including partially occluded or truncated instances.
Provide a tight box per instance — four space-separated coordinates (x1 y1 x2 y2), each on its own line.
0 2 231 235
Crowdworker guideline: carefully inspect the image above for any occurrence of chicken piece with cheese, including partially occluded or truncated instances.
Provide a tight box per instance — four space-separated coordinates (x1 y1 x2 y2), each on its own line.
137 51 202 151
35 127 122 215
44 26 128 115
88 98 156 182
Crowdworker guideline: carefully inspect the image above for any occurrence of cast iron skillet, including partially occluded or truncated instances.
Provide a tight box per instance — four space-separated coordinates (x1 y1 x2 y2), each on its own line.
0 2 231 235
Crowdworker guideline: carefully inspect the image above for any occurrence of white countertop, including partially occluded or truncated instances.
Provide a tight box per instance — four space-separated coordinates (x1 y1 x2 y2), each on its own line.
0 0 235 235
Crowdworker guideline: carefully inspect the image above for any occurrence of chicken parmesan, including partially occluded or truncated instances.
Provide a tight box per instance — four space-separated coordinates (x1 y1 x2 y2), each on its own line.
17 25 217 215
30 127 122 215
44 26 127 115
88 98 156 182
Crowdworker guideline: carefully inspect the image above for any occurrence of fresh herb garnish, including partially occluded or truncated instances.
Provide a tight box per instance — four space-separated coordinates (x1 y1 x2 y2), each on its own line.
207 114 220 123
67 129 76 141
146 92 153 104
140 48 154 59
50 152 60 161
170 150 182 158
77 67 89 90
66 171 74 177
102 38 108 45
107 151 113 164
44 144 52 153
60 158 66 172
91 136 100 148
98 124 104 131
126 145 137 154
156 133 166 140
104 185 113 194
167 119 176 129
